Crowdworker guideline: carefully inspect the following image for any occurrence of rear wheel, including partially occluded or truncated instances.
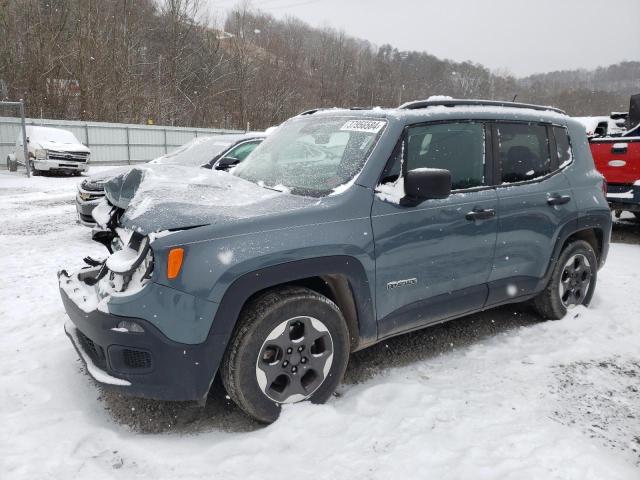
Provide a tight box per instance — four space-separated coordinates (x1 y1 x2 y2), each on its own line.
221 287 349 423
533 240 597 320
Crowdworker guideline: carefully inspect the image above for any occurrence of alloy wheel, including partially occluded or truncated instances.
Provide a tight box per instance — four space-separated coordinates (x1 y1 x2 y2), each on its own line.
558 253 592 308
255 316 334 404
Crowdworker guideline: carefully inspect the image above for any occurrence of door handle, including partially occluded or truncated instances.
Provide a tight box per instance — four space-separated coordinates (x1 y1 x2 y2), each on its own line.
465 207 496 221
547 194 571 206
611 143 628 154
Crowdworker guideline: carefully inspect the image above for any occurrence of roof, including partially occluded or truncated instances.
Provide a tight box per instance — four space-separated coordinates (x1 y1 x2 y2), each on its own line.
305 100 569 125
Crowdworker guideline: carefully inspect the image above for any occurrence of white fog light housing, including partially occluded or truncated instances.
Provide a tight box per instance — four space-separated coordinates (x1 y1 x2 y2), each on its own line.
35 148 47 159
116 320 145 333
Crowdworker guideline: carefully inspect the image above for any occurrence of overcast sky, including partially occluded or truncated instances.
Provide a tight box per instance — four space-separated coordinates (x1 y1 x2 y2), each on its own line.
207 0 640 77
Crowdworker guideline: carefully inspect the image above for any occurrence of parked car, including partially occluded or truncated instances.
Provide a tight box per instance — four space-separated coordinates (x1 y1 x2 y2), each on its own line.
76 133 266 226
586 94 640 218
59 99 611 423
7 126 90 175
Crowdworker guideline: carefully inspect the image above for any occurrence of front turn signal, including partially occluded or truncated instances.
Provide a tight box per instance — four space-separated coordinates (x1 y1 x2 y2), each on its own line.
167 248 184 279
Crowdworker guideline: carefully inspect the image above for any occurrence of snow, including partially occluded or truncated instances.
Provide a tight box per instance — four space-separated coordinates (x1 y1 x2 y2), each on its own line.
26 125 82 145
105 246 139 273
59 266 103 313
106 165 284 223
217 249 234 265
64 321 131 386
1 170 640 479
91 197 114 227
608 190 634 199
375 178 405 203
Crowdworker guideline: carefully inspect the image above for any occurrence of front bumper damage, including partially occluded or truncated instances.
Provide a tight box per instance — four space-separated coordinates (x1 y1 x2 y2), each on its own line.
60 279 219 401
58 200 222 402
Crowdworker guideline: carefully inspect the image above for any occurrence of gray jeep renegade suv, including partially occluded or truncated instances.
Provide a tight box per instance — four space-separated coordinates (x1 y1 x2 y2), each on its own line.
59 99 611 423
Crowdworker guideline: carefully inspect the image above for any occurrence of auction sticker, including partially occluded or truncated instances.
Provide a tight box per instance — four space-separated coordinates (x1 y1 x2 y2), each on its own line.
340 119 386 133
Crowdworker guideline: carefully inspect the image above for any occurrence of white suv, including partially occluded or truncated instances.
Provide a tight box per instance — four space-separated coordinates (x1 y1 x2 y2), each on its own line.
9 126 91 175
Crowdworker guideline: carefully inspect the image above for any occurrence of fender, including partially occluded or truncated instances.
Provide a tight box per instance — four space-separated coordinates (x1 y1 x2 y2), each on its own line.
207 255 377 351
536 210 611 292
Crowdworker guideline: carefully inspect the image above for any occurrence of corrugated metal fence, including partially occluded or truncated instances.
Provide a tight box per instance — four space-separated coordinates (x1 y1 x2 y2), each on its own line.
0 116 242 169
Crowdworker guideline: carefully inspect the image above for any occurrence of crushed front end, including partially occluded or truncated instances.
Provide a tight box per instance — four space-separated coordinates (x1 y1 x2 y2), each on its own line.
58 199 220 402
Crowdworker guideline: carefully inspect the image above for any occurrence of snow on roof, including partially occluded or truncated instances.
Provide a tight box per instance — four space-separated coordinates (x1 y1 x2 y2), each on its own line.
25 126 80 144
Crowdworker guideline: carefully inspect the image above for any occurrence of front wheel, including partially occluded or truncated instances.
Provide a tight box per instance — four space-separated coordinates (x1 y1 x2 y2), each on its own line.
29 160 41 176
7 156 17 172
533 240 598 320
221 287 350 423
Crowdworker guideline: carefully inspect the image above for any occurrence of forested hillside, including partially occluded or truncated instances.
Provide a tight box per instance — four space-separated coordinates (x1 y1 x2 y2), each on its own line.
1 0 638 129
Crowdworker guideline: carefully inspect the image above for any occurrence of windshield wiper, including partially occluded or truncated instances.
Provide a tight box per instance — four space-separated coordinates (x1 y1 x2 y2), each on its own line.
258 183 286 193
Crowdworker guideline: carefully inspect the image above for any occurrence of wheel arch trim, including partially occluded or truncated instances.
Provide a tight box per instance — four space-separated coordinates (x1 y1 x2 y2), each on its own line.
208 255 376 352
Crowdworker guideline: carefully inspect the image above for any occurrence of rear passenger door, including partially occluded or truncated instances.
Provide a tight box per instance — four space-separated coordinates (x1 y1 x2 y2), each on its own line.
372 121 498 338
487 122 577 304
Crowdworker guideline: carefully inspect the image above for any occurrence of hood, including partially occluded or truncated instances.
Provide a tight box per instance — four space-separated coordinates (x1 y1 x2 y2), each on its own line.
104 165 315 234
84 166 134 186
38 140 90 153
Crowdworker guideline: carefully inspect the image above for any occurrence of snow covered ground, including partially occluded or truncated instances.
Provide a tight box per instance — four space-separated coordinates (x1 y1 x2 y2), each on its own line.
1 170 639 479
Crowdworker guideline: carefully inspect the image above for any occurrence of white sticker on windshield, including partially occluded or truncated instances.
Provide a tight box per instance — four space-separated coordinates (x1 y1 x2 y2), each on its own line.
340 120 385 133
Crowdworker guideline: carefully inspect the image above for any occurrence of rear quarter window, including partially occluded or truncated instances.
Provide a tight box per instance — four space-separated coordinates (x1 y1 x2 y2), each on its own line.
554 126 573 168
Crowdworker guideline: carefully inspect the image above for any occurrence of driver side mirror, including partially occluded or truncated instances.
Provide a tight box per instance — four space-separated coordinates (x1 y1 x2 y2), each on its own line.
401 168 451 206
215 156 240 171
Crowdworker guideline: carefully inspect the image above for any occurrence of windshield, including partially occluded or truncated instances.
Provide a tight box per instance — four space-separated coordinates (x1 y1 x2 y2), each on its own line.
232 116 386 196
28 127 80 144
150 136 233 167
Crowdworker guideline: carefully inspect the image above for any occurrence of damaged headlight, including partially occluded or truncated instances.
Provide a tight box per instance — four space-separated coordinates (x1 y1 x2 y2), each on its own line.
101 233 154 294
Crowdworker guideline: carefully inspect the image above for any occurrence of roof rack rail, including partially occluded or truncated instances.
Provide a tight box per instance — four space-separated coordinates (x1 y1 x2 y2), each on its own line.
298 108 323 116
398 99 566 115
298 106 375 115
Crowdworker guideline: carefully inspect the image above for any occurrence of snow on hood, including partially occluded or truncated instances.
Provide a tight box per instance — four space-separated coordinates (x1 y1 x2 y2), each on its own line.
104 165 313 234
37 140 90 153
83 166 133 185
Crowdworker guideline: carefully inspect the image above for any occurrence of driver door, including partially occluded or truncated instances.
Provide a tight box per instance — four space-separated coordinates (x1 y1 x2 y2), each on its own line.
371 121 498 338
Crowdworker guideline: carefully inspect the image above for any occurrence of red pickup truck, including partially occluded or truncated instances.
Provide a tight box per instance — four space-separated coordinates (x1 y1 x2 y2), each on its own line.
588 94 640 218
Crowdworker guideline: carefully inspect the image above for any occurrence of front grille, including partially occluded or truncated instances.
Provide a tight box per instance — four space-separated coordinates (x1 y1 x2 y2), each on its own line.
49 151 89 163
79 190 104 201
77 330 107 369
123 349 152 369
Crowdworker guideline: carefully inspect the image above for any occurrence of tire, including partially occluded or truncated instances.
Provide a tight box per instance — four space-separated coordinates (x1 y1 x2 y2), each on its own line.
533 240 598 320
221 286 350 423
29 160 41 176
7 156 17 172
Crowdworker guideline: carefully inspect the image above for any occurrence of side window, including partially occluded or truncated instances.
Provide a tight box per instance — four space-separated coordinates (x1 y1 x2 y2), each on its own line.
553 126 572 167
405 122 485 189
496 123 550 183
226 141 261 162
